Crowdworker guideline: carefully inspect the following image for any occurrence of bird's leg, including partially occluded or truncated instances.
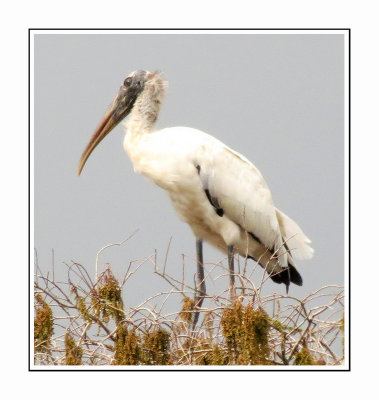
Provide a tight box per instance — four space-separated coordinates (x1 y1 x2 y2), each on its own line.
192 238 206 330
228 245 236 301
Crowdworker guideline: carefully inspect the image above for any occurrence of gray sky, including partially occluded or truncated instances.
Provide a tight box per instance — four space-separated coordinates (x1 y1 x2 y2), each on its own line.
34 33 344 309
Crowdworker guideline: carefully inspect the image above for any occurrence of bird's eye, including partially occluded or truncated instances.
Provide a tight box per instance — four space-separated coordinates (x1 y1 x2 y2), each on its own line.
124 77 132 87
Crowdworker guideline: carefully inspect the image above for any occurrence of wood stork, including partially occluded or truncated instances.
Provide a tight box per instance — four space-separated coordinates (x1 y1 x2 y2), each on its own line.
78 70 313 316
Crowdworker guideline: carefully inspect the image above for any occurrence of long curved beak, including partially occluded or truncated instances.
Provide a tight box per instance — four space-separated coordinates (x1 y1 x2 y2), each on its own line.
78 86 137 175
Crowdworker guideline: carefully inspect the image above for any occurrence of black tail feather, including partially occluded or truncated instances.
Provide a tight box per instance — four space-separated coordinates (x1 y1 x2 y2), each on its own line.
248 256 303 292
268 263 303 293
288 263 303 286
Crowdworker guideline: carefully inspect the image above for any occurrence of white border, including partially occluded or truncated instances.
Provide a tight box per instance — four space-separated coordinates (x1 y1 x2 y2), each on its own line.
32 28 345 35
343 30 350 370
30 32 36 368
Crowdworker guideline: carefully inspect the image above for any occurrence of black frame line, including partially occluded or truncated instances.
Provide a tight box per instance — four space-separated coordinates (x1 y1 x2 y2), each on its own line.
29 28 350 372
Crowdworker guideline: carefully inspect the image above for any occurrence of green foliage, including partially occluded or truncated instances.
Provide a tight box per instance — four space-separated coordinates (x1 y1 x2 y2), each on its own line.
179 297 195 323
191 342 228 366
207 345 228 365
221 300 271 365
294 344 327 365
140 328 171 365
113 324 140 365
183 301 272 366
65 333 83 365
91 269 124 324
34 294 54 355
76 295 92 323
294 344 316 365
34 262 343 366
113 325 171 365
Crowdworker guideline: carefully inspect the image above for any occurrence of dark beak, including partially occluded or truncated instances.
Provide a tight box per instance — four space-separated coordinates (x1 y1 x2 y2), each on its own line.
78 86 138 175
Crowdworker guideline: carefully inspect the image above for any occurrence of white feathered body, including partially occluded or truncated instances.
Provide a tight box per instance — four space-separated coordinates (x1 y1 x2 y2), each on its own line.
123 125 313 271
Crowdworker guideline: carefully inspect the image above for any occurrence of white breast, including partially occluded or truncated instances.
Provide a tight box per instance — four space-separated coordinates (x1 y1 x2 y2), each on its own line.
123 126 242 245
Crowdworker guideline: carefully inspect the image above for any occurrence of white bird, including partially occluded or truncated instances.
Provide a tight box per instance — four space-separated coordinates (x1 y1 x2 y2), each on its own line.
78 70 313 318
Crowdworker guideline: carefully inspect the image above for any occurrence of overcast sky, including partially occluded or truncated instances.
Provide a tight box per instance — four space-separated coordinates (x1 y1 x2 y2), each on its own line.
34 32 345 310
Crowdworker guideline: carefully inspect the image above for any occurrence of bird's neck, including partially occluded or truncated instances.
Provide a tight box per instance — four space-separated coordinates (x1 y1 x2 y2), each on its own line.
125 76 166 136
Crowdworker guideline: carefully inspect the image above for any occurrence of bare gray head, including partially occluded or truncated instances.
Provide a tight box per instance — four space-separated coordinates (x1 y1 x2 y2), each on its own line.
78 70 167 174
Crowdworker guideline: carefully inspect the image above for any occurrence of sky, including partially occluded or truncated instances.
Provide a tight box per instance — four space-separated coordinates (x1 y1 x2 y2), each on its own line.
33 32 345 312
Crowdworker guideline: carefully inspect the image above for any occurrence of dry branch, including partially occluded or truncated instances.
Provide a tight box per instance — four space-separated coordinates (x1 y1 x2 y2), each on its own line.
34 239 344 366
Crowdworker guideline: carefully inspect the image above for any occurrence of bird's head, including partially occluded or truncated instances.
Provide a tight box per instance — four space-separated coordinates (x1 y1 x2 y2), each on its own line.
78 70 165 175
